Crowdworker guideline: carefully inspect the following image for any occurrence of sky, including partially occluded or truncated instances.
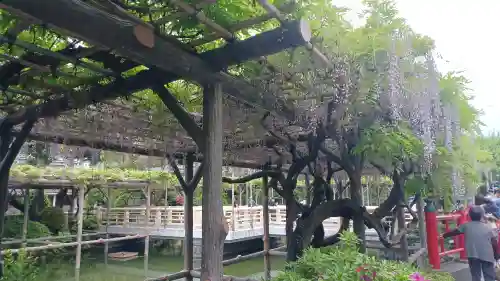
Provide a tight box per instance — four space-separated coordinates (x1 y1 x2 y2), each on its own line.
333 0 500 134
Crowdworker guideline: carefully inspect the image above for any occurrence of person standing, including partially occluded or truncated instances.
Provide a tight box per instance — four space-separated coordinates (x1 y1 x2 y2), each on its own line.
444 206 499 281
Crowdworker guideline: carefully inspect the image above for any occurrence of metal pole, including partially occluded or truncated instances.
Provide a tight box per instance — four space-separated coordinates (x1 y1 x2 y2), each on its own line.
245 183 249 205
250 183 253 206
184 153 194 281
104 186 111 266
144 185 151 278
75 186 85 281
231 184 235 231
21 188 30 247
239 185 242 206
164 181 168 228
262 175 271 281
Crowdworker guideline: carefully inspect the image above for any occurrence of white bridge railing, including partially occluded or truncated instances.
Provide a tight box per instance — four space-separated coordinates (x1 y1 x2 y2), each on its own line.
96 205 346 231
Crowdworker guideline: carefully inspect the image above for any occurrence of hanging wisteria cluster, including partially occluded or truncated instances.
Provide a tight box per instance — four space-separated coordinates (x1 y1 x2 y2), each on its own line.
383 36 441 174
386 39 403 122
450 105 465 198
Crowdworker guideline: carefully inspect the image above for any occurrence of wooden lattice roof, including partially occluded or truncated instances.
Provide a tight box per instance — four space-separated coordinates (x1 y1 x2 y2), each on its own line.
0 0 337 169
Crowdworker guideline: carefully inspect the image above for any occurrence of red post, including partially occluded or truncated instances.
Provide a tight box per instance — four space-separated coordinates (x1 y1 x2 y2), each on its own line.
457 210 467 260
425 201 440 269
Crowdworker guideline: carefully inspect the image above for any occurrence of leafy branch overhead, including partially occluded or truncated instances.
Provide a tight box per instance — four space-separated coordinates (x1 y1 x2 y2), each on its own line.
0 0 492 265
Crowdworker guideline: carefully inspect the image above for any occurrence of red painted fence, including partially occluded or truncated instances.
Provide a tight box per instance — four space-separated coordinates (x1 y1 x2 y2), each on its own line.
425 208 469 269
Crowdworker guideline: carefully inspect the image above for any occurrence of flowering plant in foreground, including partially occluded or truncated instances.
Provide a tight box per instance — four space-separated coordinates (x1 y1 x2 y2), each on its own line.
356 266 430 281
409 272 431 281
272 232 454 281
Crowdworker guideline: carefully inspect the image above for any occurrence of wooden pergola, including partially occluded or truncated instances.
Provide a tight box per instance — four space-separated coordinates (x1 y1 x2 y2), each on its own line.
0 1 339 281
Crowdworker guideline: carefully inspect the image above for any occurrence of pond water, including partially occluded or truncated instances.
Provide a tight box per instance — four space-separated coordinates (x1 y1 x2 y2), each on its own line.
37 253 287 281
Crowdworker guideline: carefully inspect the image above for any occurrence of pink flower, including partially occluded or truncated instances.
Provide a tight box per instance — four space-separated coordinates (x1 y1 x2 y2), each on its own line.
409 272 426 281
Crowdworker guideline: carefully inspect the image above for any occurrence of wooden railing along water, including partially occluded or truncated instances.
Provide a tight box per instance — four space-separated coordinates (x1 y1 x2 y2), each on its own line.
96 205 343 232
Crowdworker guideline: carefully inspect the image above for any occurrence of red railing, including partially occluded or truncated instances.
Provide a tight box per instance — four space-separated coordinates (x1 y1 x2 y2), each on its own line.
425 208 469 269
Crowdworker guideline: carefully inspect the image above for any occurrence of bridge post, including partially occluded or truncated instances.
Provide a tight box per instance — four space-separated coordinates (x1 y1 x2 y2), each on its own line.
155 210 161 226
424 200 440 269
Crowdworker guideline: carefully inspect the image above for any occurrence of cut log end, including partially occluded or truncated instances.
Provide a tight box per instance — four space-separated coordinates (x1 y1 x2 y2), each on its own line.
133 25 155 48
298 19 312 43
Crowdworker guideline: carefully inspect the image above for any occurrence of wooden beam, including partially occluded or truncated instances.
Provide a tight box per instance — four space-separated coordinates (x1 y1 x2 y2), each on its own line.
2 0 309 119
200 20 310 69
6 70 161 125
21 130 279 170
6 35 301 126
190 2 296 46
0 0 208 79
201 83 225 281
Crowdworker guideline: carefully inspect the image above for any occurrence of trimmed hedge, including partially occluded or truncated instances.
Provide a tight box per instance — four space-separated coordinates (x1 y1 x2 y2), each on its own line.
4 215 51 239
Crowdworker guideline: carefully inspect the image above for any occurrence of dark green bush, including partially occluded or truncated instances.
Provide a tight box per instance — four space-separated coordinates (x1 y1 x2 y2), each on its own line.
82 214 98 230
40 207 66 234
69 214 99 234
4 215 51 239
272 231 454 281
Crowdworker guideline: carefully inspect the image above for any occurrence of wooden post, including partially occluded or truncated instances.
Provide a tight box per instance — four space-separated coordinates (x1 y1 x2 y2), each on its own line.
184 153 195 281
396 204 409 261
250 183 253 205
201 83 225 281
262 175 271 281
245 183 249 205
124 211 130 226
416 195 427 249
75 186 85 281
104 187 111 267
239 185 242 207
144 185 151 278
21 188 30 247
